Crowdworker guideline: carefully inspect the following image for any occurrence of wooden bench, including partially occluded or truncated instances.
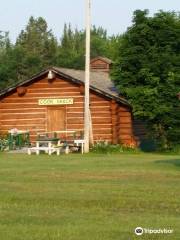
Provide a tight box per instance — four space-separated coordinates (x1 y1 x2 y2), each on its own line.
27 146 62 155
74 139 85 154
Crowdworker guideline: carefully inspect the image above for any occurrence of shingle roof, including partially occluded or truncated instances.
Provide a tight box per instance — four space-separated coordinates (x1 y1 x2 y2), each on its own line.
52 67 129 105
53 67 117 96
0 66 130 106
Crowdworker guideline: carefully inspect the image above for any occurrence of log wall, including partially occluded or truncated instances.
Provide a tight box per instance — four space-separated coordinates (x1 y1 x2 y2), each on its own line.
0 75 133 144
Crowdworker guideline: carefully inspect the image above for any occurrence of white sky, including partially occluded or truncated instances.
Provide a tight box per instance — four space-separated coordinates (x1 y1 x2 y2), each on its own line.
0 0 179 42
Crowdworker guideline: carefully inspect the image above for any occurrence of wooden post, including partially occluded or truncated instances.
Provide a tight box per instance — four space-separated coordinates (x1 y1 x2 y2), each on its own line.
84 0 91 153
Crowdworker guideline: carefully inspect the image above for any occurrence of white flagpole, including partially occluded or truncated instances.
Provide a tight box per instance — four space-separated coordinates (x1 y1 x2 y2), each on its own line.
84 0 91 153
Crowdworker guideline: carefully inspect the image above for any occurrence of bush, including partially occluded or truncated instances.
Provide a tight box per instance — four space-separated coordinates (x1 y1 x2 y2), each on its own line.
160 144 180 154
90 141 139 154
0 137 9 151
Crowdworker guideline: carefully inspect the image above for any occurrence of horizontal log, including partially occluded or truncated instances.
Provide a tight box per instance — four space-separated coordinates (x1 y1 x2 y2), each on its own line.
92 129 112 134
90 102 111 107
0 108 45 114
117 106 131 112
91 113 111 118
0 129 45 135
30 82 77 89
90 95 109 101
0 119 46 125
0 124 45 130
92 124 112 128
93 133 112 138
0 102 84 108
92 118 112 124
67 113 84 118
1 98 39 103
4 94 84 104
2 95 82 103
67 107 84 113
10 92 82 99
28 86 80 93
90 92 109 99
66 124 84 130
90 106 111 112
40 77 71 84
1 113 45 120
119 129 133 134
0 103 84 113
118 117 132 123
118 112 132 117
67 118 84 124
0 103 45 109
117 124 132 129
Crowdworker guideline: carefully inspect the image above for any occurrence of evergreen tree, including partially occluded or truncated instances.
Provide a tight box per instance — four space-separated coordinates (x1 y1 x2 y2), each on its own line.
0 31 16 89
56 24 85 69
56 24 113 69
15 16 58 80
0 21 117 89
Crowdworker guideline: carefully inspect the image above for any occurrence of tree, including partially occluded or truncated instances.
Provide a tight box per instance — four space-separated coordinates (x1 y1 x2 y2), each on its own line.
106 34 123 60
15 16 58 80
0 31 16 89
111 10 180 149
90 26 109 58
0 19 119 90
56 24 113 69
56 24 85 69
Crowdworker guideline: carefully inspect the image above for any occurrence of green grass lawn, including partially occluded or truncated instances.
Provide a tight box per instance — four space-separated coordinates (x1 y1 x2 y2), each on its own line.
0 152 179 240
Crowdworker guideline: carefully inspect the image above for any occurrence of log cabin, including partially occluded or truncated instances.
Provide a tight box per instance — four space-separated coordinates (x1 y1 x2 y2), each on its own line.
0 56 137 146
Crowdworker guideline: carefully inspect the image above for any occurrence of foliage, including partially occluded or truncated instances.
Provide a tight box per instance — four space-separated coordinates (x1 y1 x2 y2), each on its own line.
0 135 9 151
57 24 117 69
56 24 85 69
0 19 120 89
91 141 139 153
15 16 58 80
0 31 15 89
0 17 58 89
111 10 180 150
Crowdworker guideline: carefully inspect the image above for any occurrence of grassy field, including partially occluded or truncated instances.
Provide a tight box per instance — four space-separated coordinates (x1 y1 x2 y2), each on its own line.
0 152 179 240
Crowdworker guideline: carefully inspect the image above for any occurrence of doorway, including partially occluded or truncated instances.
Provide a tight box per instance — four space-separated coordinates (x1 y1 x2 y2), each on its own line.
47 107 66 132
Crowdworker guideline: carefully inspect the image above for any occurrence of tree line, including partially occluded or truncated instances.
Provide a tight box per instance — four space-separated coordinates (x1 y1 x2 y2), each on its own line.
0 16 121 89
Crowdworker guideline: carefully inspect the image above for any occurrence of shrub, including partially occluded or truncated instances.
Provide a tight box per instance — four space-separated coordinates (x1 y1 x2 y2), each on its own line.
0 137 9 151
90 141 139 154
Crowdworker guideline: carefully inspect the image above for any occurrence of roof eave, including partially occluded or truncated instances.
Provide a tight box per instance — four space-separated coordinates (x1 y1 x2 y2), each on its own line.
0 69 50 98
0 67 130 107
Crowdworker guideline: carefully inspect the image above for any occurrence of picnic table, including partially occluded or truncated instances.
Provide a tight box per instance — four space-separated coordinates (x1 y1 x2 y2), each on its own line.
28 131 85 155
28 138 63 155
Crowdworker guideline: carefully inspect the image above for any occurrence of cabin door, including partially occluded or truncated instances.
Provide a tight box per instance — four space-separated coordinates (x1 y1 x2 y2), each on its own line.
47 107 66 132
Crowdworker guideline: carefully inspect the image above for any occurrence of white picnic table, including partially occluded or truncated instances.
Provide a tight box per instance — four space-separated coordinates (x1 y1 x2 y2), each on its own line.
28 131 85 155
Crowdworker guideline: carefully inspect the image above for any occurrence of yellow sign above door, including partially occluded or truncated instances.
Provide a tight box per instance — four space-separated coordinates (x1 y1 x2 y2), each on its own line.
38 98 74 106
